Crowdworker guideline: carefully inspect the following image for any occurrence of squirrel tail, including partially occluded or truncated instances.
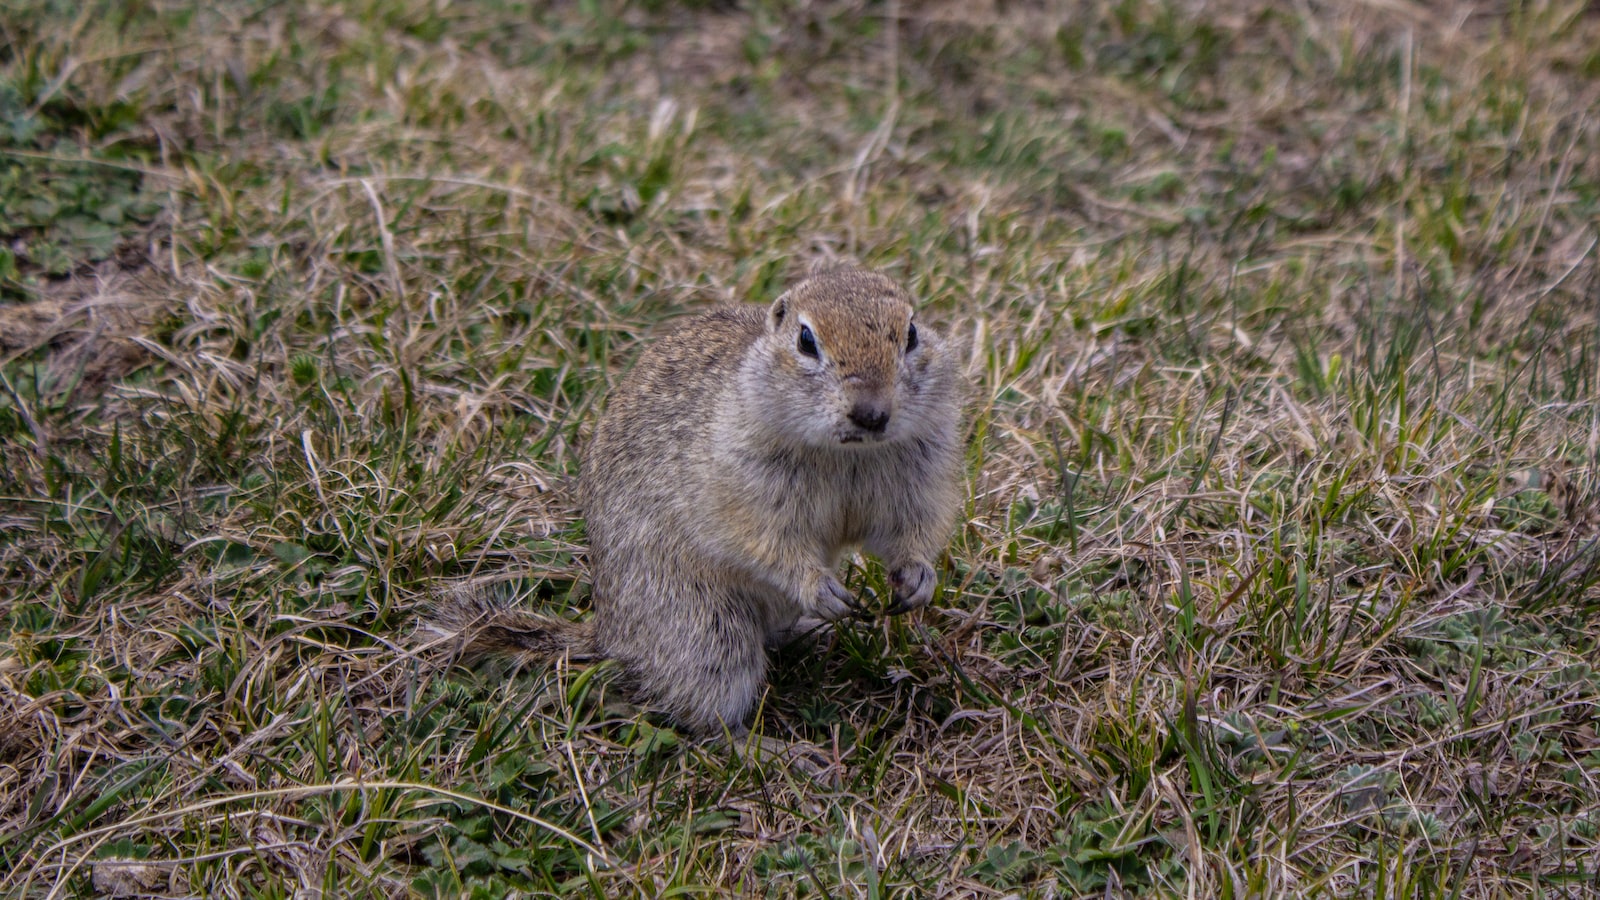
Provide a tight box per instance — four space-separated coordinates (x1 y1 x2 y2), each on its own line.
427 585 597 667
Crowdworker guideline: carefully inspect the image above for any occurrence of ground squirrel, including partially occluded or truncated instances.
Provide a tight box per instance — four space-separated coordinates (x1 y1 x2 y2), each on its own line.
441 267 964 735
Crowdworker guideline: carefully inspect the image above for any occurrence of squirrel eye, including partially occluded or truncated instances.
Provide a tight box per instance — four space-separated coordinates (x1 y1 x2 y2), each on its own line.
905 322 919 353
797 324 819 358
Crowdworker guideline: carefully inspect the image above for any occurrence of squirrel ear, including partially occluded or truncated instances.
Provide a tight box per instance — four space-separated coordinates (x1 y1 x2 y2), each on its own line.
767 293 790 331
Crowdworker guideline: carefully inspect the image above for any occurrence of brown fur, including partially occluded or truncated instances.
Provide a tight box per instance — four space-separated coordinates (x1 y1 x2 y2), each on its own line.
430 589 596 665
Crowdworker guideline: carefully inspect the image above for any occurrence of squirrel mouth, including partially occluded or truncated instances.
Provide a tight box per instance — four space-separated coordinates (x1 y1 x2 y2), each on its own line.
838 431 887 446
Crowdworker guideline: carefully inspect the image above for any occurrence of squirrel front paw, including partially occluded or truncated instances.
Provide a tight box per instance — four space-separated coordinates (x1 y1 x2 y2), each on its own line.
887 560 936 614
812 572 861 622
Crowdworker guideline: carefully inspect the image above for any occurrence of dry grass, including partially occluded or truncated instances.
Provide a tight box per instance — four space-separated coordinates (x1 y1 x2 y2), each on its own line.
3 0 1599 896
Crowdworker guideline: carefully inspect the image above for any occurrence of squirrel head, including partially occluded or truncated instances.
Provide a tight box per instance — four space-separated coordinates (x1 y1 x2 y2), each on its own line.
751 268 955 448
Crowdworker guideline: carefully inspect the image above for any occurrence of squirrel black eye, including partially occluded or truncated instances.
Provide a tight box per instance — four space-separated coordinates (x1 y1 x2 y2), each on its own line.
905 322 919 353
797 324 819 358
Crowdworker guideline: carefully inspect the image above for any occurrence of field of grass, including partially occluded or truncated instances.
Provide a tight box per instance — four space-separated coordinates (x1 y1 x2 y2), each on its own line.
3 0 1599 895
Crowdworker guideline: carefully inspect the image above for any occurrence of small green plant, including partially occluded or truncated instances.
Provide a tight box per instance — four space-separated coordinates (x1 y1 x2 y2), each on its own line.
0 72 161 295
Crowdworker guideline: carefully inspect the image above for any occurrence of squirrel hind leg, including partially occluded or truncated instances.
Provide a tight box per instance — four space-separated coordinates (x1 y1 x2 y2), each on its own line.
666 660 767 738
610 606 770 737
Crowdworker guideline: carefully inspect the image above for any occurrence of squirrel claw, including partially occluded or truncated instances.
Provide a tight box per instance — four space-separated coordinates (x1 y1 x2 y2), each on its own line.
887 561 936 615
813 573 859 622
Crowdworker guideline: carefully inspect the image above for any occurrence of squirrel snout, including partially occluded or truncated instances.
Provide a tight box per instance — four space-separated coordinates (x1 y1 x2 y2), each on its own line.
848 400 891 434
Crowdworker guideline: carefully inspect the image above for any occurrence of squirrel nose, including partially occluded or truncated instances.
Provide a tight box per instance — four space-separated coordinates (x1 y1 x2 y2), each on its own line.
848 402 890 433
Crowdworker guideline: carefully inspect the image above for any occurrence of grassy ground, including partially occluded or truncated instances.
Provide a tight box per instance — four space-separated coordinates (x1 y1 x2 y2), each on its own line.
3 0 1599 895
